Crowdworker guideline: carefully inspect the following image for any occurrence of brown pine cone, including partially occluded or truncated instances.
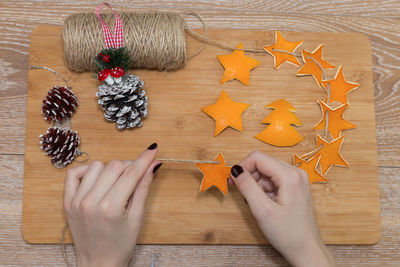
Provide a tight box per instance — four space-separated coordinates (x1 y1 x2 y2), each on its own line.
41 86 78 123
39 126 80 167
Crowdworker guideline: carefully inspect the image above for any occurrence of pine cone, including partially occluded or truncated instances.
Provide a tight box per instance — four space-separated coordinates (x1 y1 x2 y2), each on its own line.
41 86 78 123
39 126 80 167
96 75 148 130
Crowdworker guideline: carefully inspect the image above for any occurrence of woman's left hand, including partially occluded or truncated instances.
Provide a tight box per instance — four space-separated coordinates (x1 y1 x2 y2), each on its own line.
63 143 162 267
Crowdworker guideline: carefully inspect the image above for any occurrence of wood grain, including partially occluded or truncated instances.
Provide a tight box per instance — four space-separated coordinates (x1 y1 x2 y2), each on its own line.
23 26 380 245
1 155 398 266
1 1 400 166
0 0 399 265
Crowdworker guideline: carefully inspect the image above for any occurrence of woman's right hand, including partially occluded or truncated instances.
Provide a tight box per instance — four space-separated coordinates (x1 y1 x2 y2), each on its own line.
230 151 336 267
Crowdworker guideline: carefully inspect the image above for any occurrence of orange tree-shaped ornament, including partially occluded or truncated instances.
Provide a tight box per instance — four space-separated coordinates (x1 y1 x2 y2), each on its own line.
255 99 304 147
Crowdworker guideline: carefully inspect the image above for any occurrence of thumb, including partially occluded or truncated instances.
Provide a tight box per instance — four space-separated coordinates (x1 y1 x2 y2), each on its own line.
231 165 278 221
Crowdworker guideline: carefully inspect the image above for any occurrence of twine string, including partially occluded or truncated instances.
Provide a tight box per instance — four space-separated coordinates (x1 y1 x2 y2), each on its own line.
63 12 187 72
271 48 302 58
158 158 219 164
61 222 72 267
184 10 208 60
307 56 330 140
63 10 267 72
74 150 90 163
301 56 332 162
185 26 265 53
29 65 71 88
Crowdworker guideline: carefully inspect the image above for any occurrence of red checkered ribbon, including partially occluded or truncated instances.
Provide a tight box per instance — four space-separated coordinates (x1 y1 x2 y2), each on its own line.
95 3 124 49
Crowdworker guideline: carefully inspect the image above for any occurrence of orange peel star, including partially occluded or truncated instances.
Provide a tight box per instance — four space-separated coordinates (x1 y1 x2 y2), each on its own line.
255 99 303 147
297 45 334 87
322 66 360 105
293 154 327 184
309 135 349 175
314 100 355 139
217 42 261 86
196 153 232 194
201 90 250 136
263 30 303 69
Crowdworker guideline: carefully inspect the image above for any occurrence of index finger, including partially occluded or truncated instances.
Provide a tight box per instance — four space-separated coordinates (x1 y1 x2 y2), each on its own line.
104 144 158 206
238 150 298 187
64 165 89 211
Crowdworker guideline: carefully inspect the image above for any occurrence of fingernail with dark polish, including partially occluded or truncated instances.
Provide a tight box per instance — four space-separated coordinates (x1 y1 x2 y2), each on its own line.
148 143 158 150
153 163 163 174
231 165 243 177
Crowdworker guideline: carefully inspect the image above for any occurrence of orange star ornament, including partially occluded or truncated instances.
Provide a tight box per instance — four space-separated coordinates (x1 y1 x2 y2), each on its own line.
322 66 360 105
196 153 232 194
255 99 303 147
310 135 349 175
201 90 250 136
297 45 334 87
293 154 327 184
217 42 261 86
314 100 355 138
263 31 303 69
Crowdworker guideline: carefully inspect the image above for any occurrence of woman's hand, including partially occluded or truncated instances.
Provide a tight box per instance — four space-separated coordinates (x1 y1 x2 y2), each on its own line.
63 143 162 267
230 150 335 267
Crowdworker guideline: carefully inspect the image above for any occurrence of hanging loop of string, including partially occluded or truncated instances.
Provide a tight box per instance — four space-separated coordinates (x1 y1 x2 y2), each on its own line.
29 65 71 88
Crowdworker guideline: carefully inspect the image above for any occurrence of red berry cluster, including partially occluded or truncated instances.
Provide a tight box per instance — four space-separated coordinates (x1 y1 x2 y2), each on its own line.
97 52 110 63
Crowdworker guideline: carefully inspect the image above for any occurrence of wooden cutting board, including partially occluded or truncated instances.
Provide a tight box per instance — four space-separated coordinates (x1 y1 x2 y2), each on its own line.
23 26 380 244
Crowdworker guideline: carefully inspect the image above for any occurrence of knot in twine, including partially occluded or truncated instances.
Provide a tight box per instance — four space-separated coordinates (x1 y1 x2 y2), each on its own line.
63 12 187 72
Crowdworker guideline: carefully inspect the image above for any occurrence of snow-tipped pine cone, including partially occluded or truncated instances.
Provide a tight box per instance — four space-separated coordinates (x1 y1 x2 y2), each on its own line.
96 75 147 130
39 126 80 167
41 86 78 123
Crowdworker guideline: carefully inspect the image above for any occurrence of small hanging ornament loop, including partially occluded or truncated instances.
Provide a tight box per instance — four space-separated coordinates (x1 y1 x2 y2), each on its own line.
74 150 90 163
95 2 124 49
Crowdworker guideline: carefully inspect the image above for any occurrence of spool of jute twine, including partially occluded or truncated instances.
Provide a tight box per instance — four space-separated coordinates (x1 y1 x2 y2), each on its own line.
63 11 264 73
63 12 186 72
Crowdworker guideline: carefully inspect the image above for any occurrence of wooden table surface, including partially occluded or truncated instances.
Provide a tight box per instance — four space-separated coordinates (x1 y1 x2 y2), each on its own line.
0 1 399 266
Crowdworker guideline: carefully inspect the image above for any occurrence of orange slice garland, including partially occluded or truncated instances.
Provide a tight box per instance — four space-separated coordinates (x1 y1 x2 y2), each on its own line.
297 45 334 87
217 42 261 86
255 99 303 147
293 154 327 184
196 153 232 194
304 135 349 175
314 100 355 138
201 90 250 136
322 66 360 105
263 31 303 69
